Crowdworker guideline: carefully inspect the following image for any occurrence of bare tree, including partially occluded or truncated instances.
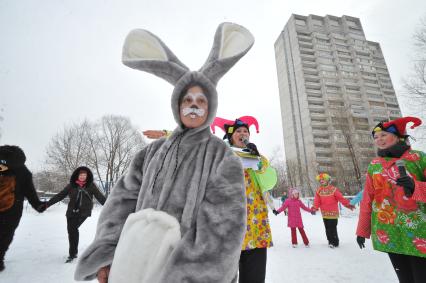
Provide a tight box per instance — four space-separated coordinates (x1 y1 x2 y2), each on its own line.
330 108 363 194
268 146 287 197
46 120 92 177
403 15 426 142
87 115 145 196
44 115 145 197
33 169 68 193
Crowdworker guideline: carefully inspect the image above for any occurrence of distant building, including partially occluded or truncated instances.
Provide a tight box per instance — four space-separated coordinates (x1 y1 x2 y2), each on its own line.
274 14 401 194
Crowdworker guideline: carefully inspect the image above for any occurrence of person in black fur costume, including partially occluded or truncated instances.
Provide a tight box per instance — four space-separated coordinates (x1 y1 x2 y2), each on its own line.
0 145 46 272
45 166 106 263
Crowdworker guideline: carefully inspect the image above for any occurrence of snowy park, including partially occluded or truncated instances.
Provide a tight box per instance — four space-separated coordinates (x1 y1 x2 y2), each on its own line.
1 200 398 283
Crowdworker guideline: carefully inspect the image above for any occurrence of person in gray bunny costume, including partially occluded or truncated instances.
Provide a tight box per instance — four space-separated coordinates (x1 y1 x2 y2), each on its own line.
74 22 254 283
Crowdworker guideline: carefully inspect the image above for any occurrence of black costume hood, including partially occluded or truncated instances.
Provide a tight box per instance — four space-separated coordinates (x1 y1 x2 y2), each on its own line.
0 145 26 169
70 166 94 186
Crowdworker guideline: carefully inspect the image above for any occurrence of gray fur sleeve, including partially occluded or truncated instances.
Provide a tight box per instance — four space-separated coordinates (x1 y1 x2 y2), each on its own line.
74 148 146 281
159 153 246 283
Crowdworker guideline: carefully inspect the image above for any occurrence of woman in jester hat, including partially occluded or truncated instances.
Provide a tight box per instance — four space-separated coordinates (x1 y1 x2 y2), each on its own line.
211 116 277 283
356 116 426 283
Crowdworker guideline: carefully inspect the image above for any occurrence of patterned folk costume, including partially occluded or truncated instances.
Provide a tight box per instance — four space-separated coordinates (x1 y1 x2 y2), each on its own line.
357 117 426 258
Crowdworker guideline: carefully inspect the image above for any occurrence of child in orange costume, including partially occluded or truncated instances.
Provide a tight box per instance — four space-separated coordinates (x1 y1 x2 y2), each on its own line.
312 173 354 248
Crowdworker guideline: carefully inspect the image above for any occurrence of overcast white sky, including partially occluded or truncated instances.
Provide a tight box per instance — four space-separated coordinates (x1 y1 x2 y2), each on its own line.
1 0 426 171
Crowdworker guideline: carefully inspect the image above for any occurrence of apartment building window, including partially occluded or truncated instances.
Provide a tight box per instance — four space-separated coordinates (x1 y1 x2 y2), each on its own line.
369 101 385 107
315 143 331 148
326 86 341 92
307 92 323 98
318 64 336 72
331 117 349 124
353 39 364 46
346 85 361 91
384 96 398 103
366 86 381 92
353 117 368 124
316 44 331 50
317 50 333 57
316 38 330 44
316 152 332 158
328 100 344 106
343 78 358 84
348 33 365 40
356 58 372 64
349 94 362 100
355 124 369 131
330 32 345 40
342 71 358 78
337 50 351 56
335 44 349 50
336 142 348 149
338 57 352 63
308 100 324 106
386 103 398 109
361 71 376 77
364 78 378 84
317 57 333 65
321 71 337 77
340 64 356 71
311 117 327 123
312 18 324 27
296 19 307 26
310 108 326 114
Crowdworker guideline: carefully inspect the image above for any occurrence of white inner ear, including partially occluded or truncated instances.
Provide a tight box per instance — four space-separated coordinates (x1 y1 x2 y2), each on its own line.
219 24 254 59
123 30 168 61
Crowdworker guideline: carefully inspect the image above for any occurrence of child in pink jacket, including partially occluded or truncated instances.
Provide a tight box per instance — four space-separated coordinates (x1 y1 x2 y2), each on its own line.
312 173 355 248
273 189 315 247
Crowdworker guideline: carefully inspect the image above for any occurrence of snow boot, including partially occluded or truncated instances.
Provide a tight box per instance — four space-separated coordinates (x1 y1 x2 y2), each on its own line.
292 244 297 248
65 255 77 263
328 244 335 249
0 260 5 271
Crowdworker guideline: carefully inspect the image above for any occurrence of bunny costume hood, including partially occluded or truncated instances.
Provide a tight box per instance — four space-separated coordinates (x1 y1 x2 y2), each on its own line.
75 23 254 283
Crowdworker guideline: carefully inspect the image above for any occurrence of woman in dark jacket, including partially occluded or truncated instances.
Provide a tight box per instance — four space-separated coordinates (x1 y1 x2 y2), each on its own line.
0 145 45 271
46 166 106 262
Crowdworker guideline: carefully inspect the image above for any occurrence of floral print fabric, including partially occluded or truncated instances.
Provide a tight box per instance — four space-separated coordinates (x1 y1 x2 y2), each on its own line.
241 169 273 250
357 150 426 258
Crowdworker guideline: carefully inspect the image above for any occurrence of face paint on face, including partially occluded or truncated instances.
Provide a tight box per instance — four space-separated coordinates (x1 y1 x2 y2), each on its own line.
179 86 209 128
181 94 207 118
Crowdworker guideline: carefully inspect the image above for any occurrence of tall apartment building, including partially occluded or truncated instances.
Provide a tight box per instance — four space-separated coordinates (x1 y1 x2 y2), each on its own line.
274 14 401 193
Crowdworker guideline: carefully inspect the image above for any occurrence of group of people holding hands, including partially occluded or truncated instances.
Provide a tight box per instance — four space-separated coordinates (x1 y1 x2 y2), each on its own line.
1 21 425 283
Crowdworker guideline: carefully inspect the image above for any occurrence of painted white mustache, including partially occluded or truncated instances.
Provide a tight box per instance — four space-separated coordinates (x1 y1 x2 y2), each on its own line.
182 107 205 117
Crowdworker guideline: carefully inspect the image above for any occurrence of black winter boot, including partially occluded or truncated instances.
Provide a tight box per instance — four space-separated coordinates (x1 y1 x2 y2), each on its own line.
65 255 77 263
0 260 5 271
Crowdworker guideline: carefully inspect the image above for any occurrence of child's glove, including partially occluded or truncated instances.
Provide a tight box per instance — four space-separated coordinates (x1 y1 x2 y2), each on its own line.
356 236 365 249
36 202 48 213
396 175 415 197
310 211 316 215
272 209 279 215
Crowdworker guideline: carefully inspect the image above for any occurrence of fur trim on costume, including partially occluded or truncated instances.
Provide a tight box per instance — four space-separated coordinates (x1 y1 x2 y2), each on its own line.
108 208 181 283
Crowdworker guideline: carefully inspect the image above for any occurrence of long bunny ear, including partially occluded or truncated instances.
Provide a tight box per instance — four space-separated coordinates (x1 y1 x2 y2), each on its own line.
200 22 254 85
122 29 189 85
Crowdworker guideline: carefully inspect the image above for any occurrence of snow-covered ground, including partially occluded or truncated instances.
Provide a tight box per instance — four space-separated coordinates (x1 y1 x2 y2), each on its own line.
1 201 398 283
